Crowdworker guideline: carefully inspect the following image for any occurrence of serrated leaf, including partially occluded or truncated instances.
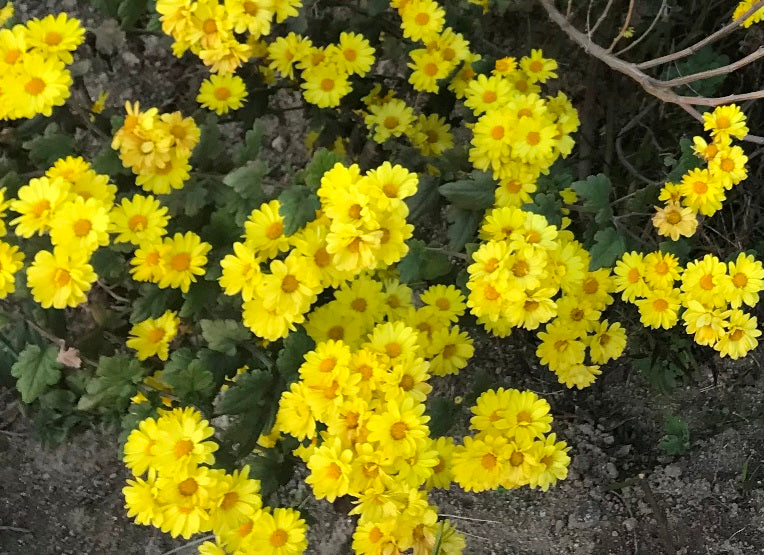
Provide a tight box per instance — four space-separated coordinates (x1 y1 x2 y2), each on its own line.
446 207 481 251
223 161 267 201
22 124 76 167
438 171 495 210
427 397 457 437
303 148 342 191
632 356 681 392
131 284 181 324
571 173 612 224
659 414 690 455
216 369 274 415
277 328 314 384
180 280 220 319
406 174 441 222
163 358 215 400
659 237 693 262
523 192 563 227
91 145 127 176
90 248 126 280
77 354 146 413
236 122 265 165
11 345 62 403
192 114 225 170
588 227 627 270
397 239 451 283
201 319 251 356
278 186 320 235
167 178 209 217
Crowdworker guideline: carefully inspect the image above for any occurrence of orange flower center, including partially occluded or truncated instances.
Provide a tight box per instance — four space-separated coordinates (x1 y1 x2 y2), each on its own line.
435 298 450 311
518 108 533 118
281 274 299 293
178 477 198 496
491 125 504 140
314 247 331 267
693 181 708 195
414 12 430 25
442 47 455 61
320 78 335 92
484 258 499 272
148 327 166 343
442 343 456 358
729 329 744 341
627 267 640 283
571 308 584 321
716 116 730 129
270 529 288 548
171 253 191 271
510 451 524 466
399 374 415 391
25 77 46 96
720 158 735 172
128 214 148 231
424 62 439 76
390 421 407 440
387 295 400 308
221 491 239 510
369 527 383 543
328 326 344 340
652 298 668 312
599 333 611 346
351 298 367 312
203 18 218 34
214 87 231 101
481 453 497 469
699 274 714 290
482 90 497 103
554 339 568 352
484 285 500 300
583 277 599 294
4 49 20 64
385 342 401 358
73 218 92 237
505 179 522 193
53 268 71 287
348 203 362 219
529 60 544 73
319 357 336 372
732 272 748 288
665 209 682 225
654 261 669 275
526 131 541 145
524 299 539 312
512 260 529 277
515 80 528 92
173 438 194 458
243 1 258 14
31 199 50 217
265 221 283 239
326 462 342 480
44 31 63 46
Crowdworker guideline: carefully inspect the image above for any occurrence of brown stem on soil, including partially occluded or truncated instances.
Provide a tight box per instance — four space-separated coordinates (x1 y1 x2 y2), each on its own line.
537 0 764 145
639 479 677 555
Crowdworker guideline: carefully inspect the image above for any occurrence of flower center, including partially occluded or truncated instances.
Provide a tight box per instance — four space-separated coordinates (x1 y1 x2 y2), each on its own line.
54 268 71 287
328 326 344 340
281 274 299 293
383 116 399 130
390 421 407 440
518 108 533 118
720 158 735 172
652 298 668 312
491 125 504 140
319 357 337 372
203 18 218 34
442 344 456 358
526 131 541 145
314 247 331 267
424 62 439 77
516 410 531 424
178 477 198 496
326 462 342 480
243 1 258 15
716 116 730 129
512 260 529 277
45 31 63 46
414 12 430 25
529 60 544 73
510 451 524 466
73 218 92 237
148 327 165 342
732 272 748 288
351 298 367 312
627 267 640 283
481 453 497 469
435 297 450 310
729 329 744 341
348 203 362 219
524 300 539 312
128 214 148 231
484 285 500 300
173 438 193 458
265 221 283 239
214 87 231 101
4 49 20 64
270 529 288 547
583 278 599 294
482 90 497 103
693 181 708 195
699 274 714 290
320 78 335 92
385 342 401 358
171 253 190 271
399 374 415 391
665 210 682 225
221 491 239 510
25 77 46 96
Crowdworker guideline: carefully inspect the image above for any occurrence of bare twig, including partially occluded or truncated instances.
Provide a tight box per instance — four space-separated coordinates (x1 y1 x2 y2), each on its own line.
0 526 31 533
588 0 614 37
637 0 764 69
537 0 764 145
607 0 635 51
663 47 764 88
160 536 215 555
615 0 667 56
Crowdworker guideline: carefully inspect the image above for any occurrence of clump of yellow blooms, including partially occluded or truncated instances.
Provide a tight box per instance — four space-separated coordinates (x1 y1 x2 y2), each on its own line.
219 161 417 341
112 102 201 195
733 0 764 27
652 104 749 241
614 249 762 359
466 206 627 389
122 406 309 553
0 10 84 120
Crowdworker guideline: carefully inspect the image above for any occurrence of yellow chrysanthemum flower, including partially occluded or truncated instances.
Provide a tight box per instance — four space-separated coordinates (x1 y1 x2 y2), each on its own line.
126 310 181 361
110 194 169 245
158 232 212 293
197 73 248 115
27 247 97 309
702 104 748 141
25 12 85 64
0 240 24 298
49 197 111 253
10 176 70 237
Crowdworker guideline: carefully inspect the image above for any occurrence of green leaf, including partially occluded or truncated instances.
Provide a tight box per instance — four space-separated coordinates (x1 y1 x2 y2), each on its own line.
367 0 389 16
180 280 220 319
659 414 690 455
303 148 342 191
92 145 128 176
216 369 273 415
11 345 62 403
192 114 225 170
446 207 481 251
397 240 451 283
659 238 693 262
117 0 148 29
131 284 181 324
119 402 158 446
279 186 320 235
200 319 251 356
89 248 126 280
277 328 314 384
571 173 612 225
91 0 122 17
588 228 627 270
235 121 265 165
665 46 729 97
666 138 703 183
223 161 267 202
22 124 77 167
438 171 496 210
406 175 441 222
632 356 681 392
163 356 215 401
523 192 563 227
77 354 146 413
167 178 209 217
427 397 457 437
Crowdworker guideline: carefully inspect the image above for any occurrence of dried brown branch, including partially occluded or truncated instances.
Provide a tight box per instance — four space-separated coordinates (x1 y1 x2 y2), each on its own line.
537 0 764 145
588 0 614 37
607 0 635 51
637 0 764 69
615 0 667 56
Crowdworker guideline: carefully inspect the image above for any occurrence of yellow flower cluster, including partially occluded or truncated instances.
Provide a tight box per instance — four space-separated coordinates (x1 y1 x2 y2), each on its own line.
467 55 579 208
652 105 749 241
123 407 309 554
453 388 570 492
0 12 84 119
467 206 626 388
112 101 201 195
267 31 376 108
219 162 417 341
274 320 472 554
733 0 764 27
615 250 762 359
127 309 181 361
